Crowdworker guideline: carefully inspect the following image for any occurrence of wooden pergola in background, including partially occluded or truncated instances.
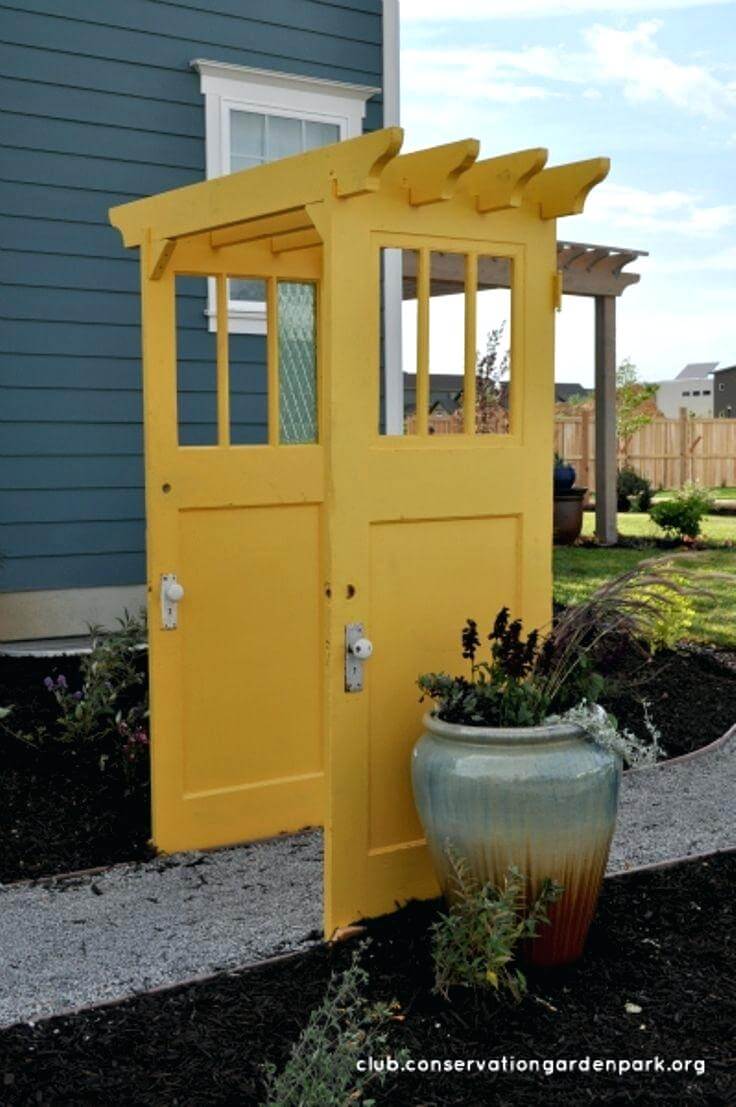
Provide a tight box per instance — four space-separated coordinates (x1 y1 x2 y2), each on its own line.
401 239 647 545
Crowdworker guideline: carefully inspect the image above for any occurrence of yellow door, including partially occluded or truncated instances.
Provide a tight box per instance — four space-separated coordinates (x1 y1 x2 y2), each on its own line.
140 236 325 852
318 198 558 933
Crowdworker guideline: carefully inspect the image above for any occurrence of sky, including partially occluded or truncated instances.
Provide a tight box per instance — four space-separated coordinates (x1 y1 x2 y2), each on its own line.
398 0 736 385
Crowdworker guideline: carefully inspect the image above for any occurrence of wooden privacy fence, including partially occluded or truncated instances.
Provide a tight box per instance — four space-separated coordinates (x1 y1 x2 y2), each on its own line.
555 408 736 491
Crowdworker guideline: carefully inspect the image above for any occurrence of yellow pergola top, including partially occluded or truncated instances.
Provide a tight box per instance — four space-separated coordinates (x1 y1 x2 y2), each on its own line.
109 127 609 249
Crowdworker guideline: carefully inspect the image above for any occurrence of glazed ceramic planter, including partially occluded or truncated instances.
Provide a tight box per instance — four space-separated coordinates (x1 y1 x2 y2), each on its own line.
411 713 621 966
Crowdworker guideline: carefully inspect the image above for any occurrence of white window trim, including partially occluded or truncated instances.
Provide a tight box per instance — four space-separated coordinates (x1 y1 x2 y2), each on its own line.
192 59 379 334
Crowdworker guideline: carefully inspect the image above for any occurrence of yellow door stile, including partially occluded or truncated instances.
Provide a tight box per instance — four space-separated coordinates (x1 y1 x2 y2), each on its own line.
415 247 430 437
215 274 230 447
139 233 184 850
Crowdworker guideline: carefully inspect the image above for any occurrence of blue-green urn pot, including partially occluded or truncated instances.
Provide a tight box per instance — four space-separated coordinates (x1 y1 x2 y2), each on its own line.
411 713 621 966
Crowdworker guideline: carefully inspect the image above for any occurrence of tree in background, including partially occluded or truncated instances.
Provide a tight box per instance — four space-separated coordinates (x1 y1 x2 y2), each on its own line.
616 358 658 459
475 323 510 433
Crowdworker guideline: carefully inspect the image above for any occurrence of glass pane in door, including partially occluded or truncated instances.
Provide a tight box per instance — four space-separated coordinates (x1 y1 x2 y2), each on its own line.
279 282 317 444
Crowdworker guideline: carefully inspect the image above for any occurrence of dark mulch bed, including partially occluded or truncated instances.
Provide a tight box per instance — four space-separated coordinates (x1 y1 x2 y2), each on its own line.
0 853 733 1105
0 654 153 884
599 645 736 759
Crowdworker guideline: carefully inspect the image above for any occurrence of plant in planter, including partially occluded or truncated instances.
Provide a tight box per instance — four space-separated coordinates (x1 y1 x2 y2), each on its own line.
553 451 576 493
412 563 695 967
554 452 587 544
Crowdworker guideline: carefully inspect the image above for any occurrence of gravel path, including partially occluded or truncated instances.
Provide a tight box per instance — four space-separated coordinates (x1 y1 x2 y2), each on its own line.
608 728 736 872
1 732 733 1029
0 830 323 1029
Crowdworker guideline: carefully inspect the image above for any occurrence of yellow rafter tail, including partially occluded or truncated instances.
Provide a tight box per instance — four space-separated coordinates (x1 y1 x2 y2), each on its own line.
382 138 480 206
524 157 610 219
109 127 404 246
460 148 548 213
332 125 404 197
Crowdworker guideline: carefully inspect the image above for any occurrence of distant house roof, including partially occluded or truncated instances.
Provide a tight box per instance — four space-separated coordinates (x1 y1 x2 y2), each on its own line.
713 364 736 377
403 372 464 414
555 383 592 403
676 362 719 380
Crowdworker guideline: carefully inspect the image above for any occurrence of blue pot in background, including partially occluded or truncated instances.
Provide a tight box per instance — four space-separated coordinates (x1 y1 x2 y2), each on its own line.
411 713 621 966
554 462 577 493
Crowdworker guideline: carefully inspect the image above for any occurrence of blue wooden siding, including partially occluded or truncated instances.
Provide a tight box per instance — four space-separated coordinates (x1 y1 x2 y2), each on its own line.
0 0 383 593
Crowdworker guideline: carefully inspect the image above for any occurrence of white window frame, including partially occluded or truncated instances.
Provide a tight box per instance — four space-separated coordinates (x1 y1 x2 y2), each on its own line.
192 59 379 334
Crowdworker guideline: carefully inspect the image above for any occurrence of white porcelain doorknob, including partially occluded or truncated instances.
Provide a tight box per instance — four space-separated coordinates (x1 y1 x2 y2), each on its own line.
165 580 184 603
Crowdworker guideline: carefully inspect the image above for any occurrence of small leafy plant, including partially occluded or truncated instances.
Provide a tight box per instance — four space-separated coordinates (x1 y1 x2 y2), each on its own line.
432 854 563 1002
263 944 404 1107
4 611 149 781
548 701 665 767
649 483 715 540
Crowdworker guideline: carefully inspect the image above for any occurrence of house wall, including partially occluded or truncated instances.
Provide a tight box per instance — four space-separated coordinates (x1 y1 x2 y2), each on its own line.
714 366 736 417
655 378 714 419
0 0 384 639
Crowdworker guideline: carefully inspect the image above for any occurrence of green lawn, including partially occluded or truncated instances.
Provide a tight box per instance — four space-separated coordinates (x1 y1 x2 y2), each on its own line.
652 486 736 502
554 513 736 646
581 510 736 544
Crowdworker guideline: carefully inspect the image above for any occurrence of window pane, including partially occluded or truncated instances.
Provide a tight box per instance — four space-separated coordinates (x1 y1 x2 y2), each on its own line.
230 110 265 167
304 121 340 150
279 282 317 444
176 276 217 446
229 332 268 445
475 256 512 435
428 251 464 435
268 115 303 160
230 278 266 304
378 248 417 436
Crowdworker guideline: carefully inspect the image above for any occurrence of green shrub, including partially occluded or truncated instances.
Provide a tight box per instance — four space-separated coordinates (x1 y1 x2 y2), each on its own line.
432 854 563 1002
617 466 652 513
649 483 715 540
263 944 404 1107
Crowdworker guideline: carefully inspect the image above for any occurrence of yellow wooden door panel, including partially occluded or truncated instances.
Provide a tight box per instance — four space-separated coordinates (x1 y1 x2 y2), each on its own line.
367 514 520 853
178 503 322 796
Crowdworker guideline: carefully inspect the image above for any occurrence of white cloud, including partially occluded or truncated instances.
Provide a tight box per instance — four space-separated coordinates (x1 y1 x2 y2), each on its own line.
401 0 736 20
583 21 736 117
401 47 561 103
584 182 736 236
402 20 736 120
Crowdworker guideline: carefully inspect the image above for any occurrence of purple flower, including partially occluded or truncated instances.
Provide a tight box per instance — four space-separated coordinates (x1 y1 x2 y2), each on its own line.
56 674 68 690
73 691 83 701
43 676 54 691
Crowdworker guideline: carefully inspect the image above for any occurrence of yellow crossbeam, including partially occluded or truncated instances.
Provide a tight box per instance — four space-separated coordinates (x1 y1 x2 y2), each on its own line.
211 210 313 249
110 127 404 247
